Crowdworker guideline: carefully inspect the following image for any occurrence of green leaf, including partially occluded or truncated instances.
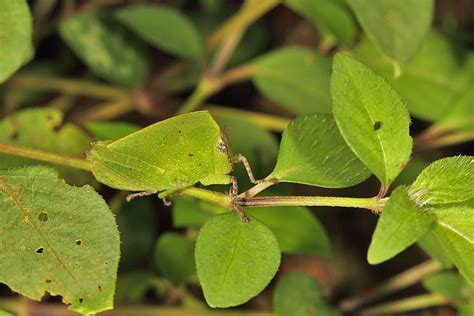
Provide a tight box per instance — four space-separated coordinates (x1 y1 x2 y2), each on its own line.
0 0 33 83
116 198 154 267
273 272 339 316
347 0 434 68
116 271 168 303
85 121 140 141
60 11 148 86
195 212 280 307
154 233 196 285
270 113 371 188
172 196 223 228
0 311 13 316
283 0 356 45
115 4 202 59
0 108 91 185
250 47 332 115
0 166 120 314
216 115 279 190
459 303 474 316
331 54 412 188
417 231 453 268
352 33 470 122
247 206 331 257
423 272 469 302
409 156 474 205
87 111 233 195
431 199 474 287
368 186 434 264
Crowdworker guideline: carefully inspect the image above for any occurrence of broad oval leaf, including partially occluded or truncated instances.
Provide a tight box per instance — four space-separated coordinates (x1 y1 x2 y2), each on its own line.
409 156 474 206
154 233 196 285
115 4 202 59
368 186 434 264
283 0 356 45
270 114 371 188
0 166 120 314
87 111 233 194
60 11 148 86
331 54 412 188
195 212 280 307
417 231 453 268
431 199 474 287
348 0 434 69
250 47 332 114
273 272 339 316
0 108 91 185
0 0 33 83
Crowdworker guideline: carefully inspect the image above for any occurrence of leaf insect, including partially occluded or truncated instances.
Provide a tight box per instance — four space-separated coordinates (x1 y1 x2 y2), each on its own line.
86 111 259 203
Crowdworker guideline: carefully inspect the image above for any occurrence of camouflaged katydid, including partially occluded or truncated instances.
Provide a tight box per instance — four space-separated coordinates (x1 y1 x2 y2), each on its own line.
86 111 258 201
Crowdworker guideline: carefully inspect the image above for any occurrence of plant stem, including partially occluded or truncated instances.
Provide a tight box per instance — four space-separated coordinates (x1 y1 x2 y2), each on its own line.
238 179 278 198
416 130 474 151
181 187 233 210
9 74 130 100
206 105 291 132
359 294 447 316
208 29 245 77
177 79 220 114
339 260 442 312
237 195 381 211
0 144 91 172
79 97 135 122
205 0 280 50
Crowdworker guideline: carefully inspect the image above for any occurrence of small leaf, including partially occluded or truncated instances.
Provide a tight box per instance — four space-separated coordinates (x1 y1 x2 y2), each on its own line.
431 199 474 287
0 0 33 83
250 47 332 114
172 196 223 228
0 108 91 185
195 212 280 307
270 114 371 188
85 121 140 141
283 0 356 45
87 111 233 194
409 156 474 205
368 186 434 264
247 206 331 257
0 166 120 314
423 272 469 302
331 54 412 188
154 233 196 285
273 272 339 316
60 11 148 86
348 0 434 68
115 4 202 59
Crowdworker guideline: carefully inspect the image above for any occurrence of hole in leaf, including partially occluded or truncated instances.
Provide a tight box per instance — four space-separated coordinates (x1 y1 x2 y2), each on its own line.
38 212 48 222
79 298 83 304
373 121 382 131
36 247 44 254
75 239 82 246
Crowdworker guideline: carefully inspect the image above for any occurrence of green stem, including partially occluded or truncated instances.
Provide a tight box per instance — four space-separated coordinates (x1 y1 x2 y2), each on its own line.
416 130 474 151
180 187 233 210
205 0 280 50
360 294 447 316
9 74 130 100
340 260 442 312
0 144 91 172
79 97 135 122
177 78 220 114
206 105 291 132
238 195 381 211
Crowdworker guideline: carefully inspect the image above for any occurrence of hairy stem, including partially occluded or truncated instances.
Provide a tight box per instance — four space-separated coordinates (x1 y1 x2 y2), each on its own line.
340 260 443 311
0 144 91 172
360 294 447 316
9 74 130 100
237 195 381 211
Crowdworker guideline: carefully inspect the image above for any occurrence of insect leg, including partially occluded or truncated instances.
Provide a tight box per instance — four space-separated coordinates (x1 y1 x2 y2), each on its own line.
232 154 261 184
126 190 157 202
230 176 238 196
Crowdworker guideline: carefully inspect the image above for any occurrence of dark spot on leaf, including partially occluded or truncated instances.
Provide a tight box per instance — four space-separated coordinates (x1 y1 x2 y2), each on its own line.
75 239 82 246
98 285 102 291
178 130 182 134
38 212 48 222
9 131 18 140
46 114 54 121
36 247 44 254
74 262 80 267
105 261 109 265
188 153 194 157
397 162 406 170
45 279 52 284
291 128 298 135
373 121 382 131
79 298 83 304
